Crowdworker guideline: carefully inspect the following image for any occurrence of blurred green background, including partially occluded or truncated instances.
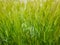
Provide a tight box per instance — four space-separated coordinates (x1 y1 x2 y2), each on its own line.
0 0 60 45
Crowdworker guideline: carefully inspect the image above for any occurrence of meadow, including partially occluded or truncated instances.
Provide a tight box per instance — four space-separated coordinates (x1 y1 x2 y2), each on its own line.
0 0 60 45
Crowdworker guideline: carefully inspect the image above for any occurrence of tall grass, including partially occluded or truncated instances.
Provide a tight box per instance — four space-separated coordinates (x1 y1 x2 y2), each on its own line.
0 0 60 45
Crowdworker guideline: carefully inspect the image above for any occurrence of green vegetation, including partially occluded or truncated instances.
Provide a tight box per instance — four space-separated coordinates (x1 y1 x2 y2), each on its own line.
0 0 60 45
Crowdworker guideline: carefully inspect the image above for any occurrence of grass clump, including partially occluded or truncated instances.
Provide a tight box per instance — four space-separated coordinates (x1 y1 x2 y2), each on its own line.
0 0 60 45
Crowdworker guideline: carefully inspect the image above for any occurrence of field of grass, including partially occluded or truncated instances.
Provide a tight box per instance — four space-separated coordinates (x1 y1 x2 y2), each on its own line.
0 0 60 45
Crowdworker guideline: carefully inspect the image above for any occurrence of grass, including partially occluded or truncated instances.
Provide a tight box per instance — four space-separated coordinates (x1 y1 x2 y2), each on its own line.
0 0 60 45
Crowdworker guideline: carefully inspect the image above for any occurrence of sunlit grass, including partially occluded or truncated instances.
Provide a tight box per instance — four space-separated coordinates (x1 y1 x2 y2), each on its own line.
0 0 60 45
